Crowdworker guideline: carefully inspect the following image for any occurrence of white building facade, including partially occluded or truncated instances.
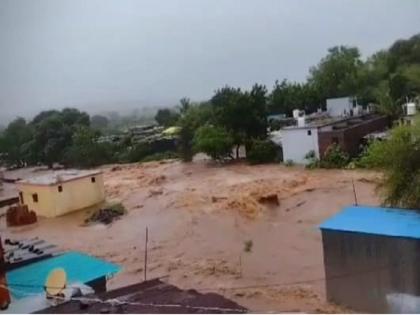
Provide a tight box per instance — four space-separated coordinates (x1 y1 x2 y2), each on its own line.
281 126 320 164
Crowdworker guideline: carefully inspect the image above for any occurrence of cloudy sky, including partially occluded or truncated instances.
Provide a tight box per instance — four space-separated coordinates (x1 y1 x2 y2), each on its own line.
1 0 420 123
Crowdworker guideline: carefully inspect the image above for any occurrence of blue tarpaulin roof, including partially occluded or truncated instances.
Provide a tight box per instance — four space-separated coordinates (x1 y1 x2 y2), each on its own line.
6 251 121 299
320 205 420 239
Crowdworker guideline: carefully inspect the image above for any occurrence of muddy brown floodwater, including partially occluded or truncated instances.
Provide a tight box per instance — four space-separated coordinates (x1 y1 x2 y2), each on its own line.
0 160 381 313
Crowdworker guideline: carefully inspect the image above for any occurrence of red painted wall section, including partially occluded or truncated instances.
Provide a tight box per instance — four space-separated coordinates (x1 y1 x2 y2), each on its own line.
318 116 389 157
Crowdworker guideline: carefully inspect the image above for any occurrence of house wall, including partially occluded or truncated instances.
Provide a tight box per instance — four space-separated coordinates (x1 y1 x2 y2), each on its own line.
326 97 353 117
53 173 105 216
17 173 105 218
17 185 57 218
322 230 420 313
318 116 388 157
282 127 319 164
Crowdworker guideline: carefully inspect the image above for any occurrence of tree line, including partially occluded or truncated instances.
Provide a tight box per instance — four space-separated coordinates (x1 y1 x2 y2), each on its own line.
155 33 420 162
0 109 116 169
1 33 419 175
158 34 420 121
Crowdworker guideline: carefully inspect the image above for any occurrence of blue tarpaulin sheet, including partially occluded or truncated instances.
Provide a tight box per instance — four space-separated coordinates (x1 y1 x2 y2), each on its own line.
320 205 420 239
6 251 121 299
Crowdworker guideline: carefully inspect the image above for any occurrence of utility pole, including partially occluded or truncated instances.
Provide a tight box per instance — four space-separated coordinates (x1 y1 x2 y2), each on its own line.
144 227 148 282
352 179 358 206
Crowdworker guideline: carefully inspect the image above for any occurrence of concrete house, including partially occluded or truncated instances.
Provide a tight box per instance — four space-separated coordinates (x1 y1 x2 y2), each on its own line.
281 114 388 164
16 170 105 218
281 124 321 164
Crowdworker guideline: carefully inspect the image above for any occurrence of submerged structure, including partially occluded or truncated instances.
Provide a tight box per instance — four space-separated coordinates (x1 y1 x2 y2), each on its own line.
16 170 105 218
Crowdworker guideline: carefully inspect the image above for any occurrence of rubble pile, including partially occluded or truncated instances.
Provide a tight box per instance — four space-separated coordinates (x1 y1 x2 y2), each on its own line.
6 204 37 227
85 203 126 225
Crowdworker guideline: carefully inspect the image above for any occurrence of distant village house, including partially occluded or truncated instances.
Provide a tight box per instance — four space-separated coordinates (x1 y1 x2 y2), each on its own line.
279 97 388 164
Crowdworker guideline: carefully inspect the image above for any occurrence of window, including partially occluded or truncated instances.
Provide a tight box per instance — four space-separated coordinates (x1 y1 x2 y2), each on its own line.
307 130 312 136
91 177 96 183
58 185 63 192
32 193 38 203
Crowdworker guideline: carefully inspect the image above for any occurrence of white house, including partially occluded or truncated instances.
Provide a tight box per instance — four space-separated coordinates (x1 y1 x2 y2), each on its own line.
281 125 320 164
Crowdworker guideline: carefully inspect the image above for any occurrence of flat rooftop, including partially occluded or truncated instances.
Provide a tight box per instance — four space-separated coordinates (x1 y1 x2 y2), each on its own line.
17 170 102 186
283 114 384 131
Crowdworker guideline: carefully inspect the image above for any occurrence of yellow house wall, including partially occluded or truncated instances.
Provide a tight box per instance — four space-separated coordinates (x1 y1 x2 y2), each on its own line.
17 185 57 218
53 174 105 216
17 173 105 218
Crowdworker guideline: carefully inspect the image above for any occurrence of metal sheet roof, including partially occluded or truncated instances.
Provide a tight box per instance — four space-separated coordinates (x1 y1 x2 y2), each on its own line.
6 251 121 299
320 205 420 239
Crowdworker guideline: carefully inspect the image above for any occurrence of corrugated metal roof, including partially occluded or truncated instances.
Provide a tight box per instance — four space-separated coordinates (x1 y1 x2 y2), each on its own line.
320 205 420 239
6 251 121 299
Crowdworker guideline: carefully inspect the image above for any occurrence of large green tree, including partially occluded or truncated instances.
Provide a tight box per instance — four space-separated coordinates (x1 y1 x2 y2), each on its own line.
0 118 33 167
358 34 420 113
155 108 180 127
361 117 420 208
211 84 268 157
178 97 191 114
64 126 114 168
31 108 91 168
309 46 362 102
177 102 213 161
193 125 233 161
268 80 321 115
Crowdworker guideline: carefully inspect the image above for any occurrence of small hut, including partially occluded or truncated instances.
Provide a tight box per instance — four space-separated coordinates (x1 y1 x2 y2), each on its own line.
320 205 420 313
16 170 105 218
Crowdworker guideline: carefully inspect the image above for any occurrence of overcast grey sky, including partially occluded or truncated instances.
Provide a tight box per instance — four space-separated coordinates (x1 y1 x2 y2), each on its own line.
1 0 420 123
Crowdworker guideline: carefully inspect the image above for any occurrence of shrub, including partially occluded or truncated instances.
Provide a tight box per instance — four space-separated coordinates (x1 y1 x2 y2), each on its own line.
246 139 278 164
121 143 152 163
354 139 385 168
193 125 234 161
359 121 420 208
319 144 349 169
304 150 320 169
